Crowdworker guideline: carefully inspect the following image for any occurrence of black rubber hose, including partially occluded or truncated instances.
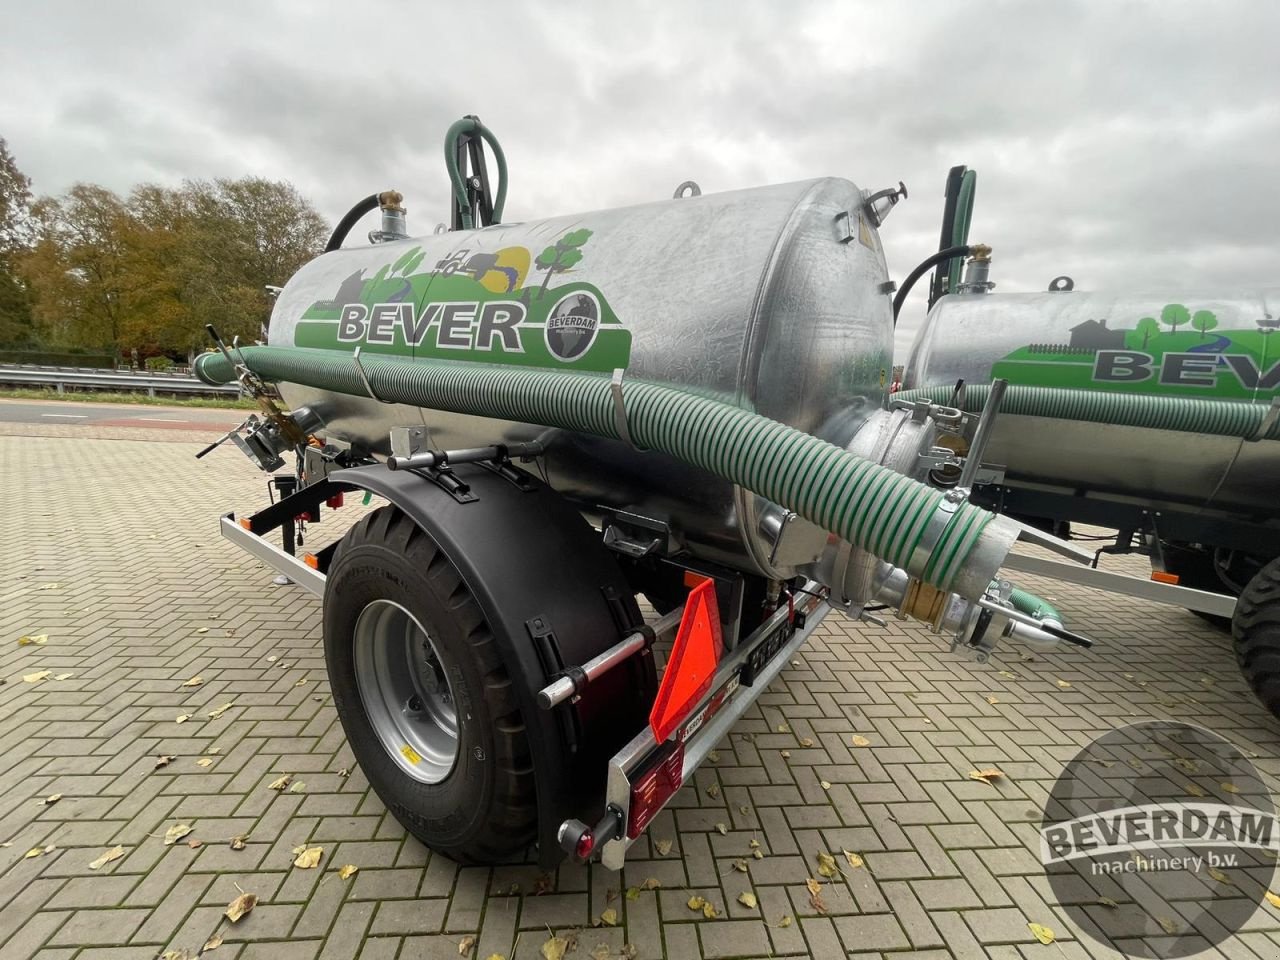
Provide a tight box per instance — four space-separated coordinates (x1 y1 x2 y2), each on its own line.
892 245 972 325
325 194 381 253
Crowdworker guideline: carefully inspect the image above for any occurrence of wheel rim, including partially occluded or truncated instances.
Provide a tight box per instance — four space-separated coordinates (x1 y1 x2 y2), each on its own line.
353 599 459 784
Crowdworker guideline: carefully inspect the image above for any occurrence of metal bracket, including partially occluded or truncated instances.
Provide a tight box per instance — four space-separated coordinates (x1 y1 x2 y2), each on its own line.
353 347 393 405
1248 397 1280 442
610 368 645 452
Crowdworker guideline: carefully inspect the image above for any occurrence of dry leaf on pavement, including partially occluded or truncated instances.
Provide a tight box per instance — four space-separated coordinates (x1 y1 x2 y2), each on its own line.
732 858 748 873
844 850 864 868
599 907 618 926
968 769 1005 784
17 634 47 646
457 934 476 955
714 823 727 835
54 672 73 681
1028 922 1055 944
39 793 61 806
293 846 322 869
196 758 214 768
207 703 233 719
230 835 248 850
738 891 758 909
164 824 192 845
202 933 223 952
655 838 672 856
805 877 822 896
176 714 192 724
338 864 358 879
851 735 871 747
1056 680 1072 689
89 845 125 869
182 677 203 687
267 775 291 791
288 781 306 794
22 670 51 683
225 891 257 923
1265 890 1280 908
540 936 568 960
816 852 838 878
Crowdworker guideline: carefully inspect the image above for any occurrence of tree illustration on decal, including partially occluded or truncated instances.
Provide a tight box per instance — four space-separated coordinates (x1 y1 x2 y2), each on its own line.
1160 302 1190 335
534 228 592 299
1192 309 1218 340
1135 316 1159 349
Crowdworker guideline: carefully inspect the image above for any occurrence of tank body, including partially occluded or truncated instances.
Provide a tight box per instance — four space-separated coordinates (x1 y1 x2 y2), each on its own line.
903 289 1280 516
268 178 894 574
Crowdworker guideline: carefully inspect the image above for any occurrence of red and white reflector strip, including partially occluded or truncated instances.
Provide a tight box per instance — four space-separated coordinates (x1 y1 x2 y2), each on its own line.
647 578 723 744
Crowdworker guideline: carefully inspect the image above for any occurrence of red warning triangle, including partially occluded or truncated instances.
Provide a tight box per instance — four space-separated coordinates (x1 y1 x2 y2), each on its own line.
649 578 724 742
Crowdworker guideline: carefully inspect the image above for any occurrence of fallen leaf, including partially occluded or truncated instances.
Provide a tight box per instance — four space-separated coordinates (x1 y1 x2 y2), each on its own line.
739 804 749 814
749 838 760 849
816 852 838 878
337 768 350 779
1097 896 1118 908
294 677 307 687
705 783 720 799
775 915 794 928
708 750 720 762
208 747 221 755
1208 866 1233 885
338 864 358 879
485 955 506 960
1266 890 1280 909
267 655 278 663
799 738 814 748
267 775 292 791
22 670 51 683
738 891 758 909
24 847 43 859
293 846 323 868
851 735 871 747
17 634 48 646
182 676 203 688
640 877 660 890
820 780 832 790
40 793 62 806
702 901 718 919
1156 916 1178 934
39 582 60 590
1173 757 1198 774
590 945 610 960
732 858 748 872
186 837 204 849
196 627 209 634
715 823 727 835
655 838 673 856
843 850 864 869
89 845 125 869
176 714 192 724
225 891 258 923
1221 782 1241 794
805 878 822 897
229 835 248 850
968 769 1005 784
998 670 1017 680
985 695 999 705
1028 922 1055 944
600 907 618 926
164 823 192 845
207 702 233 719
780 750 791 759
53 672 73 681
534 872 555 895
625 886 640 901
753 848 763 860
540 935 567 960
160 951 194 960
288 781 306 794
688 895 706 911
202 933 224 952
777 723 790 733
196 758 214 768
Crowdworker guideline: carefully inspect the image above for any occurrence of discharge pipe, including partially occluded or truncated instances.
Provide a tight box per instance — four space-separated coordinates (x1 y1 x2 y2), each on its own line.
195 345 1024 600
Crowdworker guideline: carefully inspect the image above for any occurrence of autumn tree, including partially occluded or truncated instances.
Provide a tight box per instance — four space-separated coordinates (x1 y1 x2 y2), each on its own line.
0 137 34 345
1192 309 1218 340
1161 302 1190 335
534 228 592 299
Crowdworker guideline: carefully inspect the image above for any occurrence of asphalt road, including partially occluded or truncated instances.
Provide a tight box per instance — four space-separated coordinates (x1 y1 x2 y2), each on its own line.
0 398 244 432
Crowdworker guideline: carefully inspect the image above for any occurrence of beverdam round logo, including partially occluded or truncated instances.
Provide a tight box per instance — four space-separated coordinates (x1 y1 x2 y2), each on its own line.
544 291 600 362
1042 721 1277 958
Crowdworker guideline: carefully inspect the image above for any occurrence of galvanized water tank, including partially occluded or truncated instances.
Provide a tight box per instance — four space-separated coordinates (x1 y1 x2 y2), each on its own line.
903 288 1280 515
268 178 894 574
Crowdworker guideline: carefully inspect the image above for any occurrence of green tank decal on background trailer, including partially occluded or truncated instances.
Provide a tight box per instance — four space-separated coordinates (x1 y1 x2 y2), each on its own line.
990 303 1279 400
294 229 633 372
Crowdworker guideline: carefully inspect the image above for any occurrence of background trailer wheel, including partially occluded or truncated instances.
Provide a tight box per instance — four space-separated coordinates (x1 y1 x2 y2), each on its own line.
1234 557 1280 720
323 464 656 866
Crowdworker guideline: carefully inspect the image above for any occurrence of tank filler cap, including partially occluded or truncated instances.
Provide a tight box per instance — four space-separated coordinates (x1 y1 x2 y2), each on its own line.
1048 275 1075 292
673 181 702 199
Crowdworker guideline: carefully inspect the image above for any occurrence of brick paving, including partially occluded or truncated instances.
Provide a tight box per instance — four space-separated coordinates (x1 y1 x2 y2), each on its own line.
2 424 1279 959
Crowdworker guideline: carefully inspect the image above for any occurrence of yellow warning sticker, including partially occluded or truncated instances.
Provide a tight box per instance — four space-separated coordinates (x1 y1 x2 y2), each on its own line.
400 744 422 765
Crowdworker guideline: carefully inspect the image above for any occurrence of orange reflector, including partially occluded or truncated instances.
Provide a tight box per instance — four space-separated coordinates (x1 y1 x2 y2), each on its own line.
238 518 252 530
649 578 724 743
1151 571 1179 584
303 554 319 570
683 570 711 589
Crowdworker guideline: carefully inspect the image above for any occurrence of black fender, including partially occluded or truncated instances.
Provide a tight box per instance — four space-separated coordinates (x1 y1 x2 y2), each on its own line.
330 462 655 865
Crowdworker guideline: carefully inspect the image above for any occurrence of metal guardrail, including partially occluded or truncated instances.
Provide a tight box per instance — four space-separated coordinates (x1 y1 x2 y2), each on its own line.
0 364 243 397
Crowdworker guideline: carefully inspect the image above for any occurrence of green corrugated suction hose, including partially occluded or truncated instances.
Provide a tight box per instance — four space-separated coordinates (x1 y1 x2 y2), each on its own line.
1007 585 1061 624
195 346 1014 598
444 118 508 229
945 170 976 295
895 383 1280 441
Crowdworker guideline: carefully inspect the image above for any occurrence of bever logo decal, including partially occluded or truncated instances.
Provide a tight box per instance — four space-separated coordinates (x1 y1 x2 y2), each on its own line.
336 301 526 354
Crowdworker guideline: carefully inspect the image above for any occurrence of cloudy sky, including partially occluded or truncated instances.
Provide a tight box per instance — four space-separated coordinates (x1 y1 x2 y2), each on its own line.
3 0 1277 356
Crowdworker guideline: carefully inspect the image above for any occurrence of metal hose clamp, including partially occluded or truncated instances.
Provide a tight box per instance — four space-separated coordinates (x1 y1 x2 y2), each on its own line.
906 489 967 581
352 347 393 405
610 368 645 451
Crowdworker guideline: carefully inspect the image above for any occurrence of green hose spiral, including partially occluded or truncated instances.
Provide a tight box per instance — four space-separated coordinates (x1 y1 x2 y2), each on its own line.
895 383 1280 441
196 347 1010 596
1007 585 1062 624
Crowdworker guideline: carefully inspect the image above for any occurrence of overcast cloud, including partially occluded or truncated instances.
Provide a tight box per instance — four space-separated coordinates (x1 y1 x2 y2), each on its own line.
3 0 1277 356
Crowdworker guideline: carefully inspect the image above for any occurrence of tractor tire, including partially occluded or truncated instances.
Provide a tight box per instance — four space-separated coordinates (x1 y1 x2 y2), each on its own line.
1234 557 1280 721
323 505 536 864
